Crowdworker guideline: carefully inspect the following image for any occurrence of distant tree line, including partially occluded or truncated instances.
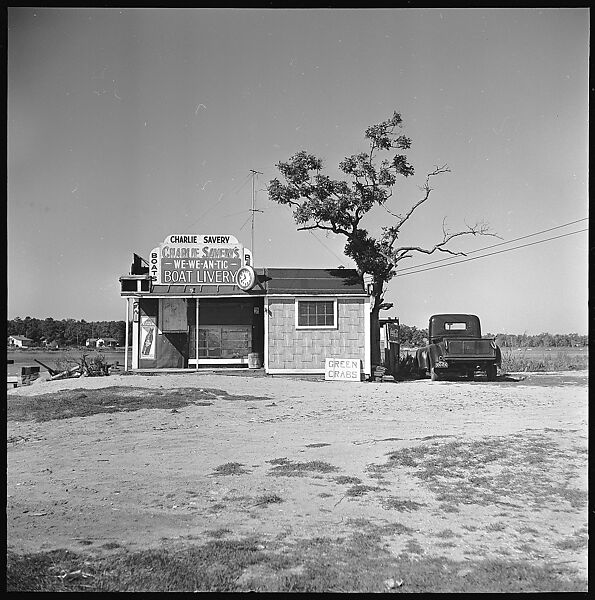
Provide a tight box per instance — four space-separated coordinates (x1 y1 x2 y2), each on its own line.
491 333 587 348
7 317 130 348
7 317 587 350
396 324 587 348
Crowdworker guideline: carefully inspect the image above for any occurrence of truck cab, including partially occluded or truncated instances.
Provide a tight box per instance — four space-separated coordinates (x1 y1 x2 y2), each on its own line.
415 313 501 381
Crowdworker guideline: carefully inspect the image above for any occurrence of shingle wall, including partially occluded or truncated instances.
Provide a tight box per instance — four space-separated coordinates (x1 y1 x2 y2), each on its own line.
267 297 366 370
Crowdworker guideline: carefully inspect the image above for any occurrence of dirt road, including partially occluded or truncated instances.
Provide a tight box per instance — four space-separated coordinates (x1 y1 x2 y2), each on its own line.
6 370 588 583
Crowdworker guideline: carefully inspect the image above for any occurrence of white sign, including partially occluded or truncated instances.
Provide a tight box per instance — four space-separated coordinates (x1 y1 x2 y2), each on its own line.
325 358 362 381
149 235 253 286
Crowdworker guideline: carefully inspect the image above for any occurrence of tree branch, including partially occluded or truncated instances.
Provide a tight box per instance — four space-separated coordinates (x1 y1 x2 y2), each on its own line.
297 222 352 237
388 221 500 264
383 165 451 249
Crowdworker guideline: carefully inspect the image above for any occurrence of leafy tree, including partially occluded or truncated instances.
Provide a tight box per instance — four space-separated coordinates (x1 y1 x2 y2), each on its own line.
268 111 497 364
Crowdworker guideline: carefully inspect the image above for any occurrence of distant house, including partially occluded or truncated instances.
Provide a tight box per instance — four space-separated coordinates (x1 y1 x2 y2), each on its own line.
97 337 118 348
86 338 98 347
41 338 59 349
8 335 33 348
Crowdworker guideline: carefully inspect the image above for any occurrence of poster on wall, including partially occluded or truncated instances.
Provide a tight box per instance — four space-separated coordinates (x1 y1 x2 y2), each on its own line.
140 316 156 359
160 298 188 332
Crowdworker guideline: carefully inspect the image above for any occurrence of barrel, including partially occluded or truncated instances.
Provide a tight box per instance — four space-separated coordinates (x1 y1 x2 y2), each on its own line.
247 353 262 369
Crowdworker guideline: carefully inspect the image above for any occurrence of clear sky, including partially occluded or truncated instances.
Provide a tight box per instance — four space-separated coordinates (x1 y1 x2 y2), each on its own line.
8 8 589 334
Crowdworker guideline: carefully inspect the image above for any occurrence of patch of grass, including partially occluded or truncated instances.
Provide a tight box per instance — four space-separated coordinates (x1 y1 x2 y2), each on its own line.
333 475 362 485
6 531 587 593
517 526 539 535
345 484 383 497
253 494 283 507
6 387 270 422
367 432 586 510
403 538 425 555
485 522 507 532
434 529 459 539
206 528 232 539
267 459 339 477
382 522 415 536
212 462 251 476
500 349 588 372
554 535 589 551
439 503 461 513
381 497 427 512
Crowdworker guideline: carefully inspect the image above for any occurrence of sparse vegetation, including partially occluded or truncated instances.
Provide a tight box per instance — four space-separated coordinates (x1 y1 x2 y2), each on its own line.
345 484 383 497
381 497 427 512
367 433 587 512
266 458 340 477
212 463 251 476
6 387 268 422
333 475 362 485
253 494 283 507
10 530 581 592
500 348 588 373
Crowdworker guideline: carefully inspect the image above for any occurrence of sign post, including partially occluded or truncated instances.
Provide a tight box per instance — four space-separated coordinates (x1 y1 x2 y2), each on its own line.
385 320 400 378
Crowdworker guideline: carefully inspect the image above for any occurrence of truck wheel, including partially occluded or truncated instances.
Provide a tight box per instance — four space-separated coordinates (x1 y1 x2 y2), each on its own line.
486 365 497 381
430 367 441 381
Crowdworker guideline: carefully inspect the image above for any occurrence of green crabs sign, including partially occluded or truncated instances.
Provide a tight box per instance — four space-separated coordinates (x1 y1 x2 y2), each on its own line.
149 234 256 290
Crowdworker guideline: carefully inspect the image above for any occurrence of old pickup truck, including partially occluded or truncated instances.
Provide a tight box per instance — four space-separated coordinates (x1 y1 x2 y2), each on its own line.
414 314 501 381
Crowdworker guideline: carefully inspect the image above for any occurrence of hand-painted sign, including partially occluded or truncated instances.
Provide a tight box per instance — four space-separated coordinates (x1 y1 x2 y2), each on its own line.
386 321 400 344
150 235 253 286
324 358 362 381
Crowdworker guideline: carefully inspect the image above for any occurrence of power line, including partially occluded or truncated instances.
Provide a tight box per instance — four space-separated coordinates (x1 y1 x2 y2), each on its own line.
395 217 589 273
307 230 348 267
184 173 253 231
394 228 588 277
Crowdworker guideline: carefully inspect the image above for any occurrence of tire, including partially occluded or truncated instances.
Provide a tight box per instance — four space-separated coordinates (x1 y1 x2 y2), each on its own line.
486 365 497 381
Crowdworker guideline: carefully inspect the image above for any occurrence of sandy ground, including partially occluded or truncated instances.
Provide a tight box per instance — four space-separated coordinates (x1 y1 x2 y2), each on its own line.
6 370 589 582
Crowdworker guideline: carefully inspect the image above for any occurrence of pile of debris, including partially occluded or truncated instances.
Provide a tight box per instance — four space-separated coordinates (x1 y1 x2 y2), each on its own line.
34 354 116 381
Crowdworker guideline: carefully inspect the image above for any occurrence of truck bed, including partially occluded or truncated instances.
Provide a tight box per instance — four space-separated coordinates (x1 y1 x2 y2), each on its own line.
444 338 496 358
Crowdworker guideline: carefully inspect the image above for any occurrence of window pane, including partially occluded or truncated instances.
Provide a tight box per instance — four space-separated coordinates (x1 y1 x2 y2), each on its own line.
445 322 467 331
298 301 335 327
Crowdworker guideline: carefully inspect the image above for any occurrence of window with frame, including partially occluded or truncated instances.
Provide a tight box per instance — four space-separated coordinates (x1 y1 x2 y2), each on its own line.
296 299 337 329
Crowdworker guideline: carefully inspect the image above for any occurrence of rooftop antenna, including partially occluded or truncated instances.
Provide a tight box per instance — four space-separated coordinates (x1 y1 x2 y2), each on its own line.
249 169 263 261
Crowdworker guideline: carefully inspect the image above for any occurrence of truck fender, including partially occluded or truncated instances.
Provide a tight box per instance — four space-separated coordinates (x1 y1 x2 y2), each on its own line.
415 348 427 370
426 344 443 367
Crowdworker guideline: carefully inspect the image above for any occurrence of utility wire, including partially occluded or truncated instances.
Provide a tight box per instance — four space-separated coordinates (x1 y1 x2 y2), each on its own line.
395 218 589 273
184 173 252 231
394 228 588 277
307 230 348 267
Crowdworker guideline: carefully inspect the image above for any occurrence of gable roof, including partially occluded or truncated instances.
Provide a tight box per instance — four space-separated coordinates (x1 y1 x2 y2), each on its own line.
9 335 33 341
262 268 365 295
143 268 366 297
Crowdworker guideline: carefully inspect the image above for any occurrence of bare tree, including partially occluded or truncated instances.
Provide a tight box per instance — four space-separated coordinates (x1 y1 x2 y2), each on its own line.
268 111 498 365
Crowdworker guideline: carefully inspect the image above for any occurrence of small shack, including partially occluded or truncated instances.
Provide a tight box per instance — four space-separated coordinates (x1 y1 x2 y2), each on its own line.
119 234 371 378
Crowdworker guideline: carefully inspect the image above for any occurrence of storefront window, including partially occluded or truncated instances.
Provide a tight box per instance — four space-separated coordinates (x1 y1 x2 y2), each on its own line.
296 299 337 329
197 326 251 358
